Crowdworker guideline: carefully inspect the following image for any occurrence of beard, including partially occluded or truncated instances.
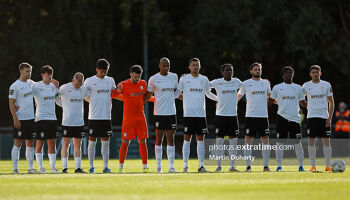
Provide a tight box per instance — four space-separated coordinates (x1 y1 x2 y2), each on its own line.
252 74 261 78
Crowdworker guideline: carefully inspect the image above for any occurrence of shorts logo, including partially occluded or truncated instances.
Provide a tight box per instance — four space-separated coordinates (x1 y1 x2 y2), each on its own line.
215 128 219 134
107 131 112 136
56 132 58 137
202 128 208 134
184 127 188 133
124 132 127 137
81 132 85 137
277 133 280 138
32 133 36 137
89 129 93 135
235 130 239 135
155 122 159 128
63 130 67 136
296 133 301 138
307 129 310 135
326 131 331 136
171 124 177 129
265 129 269 134
41 132 45 138
18 131 22 137
246 129 250 134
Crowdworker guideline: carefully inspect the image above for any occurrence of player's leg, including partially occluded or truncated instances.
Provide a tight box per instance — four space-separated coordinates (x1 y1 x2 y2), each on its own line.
214 116 225 172
119 139 130 173
35 121 46 173
244 117 255 172
155 129 165 173
47 120 58 173
100 120 112 173
165 129 176 172
61 136 71 173
73 137 85 173
25 139 35 173
321 137 332 171
87 120 98 173
136 117 149 172
182 117 193 172
119 118 135 173
289 122 304 171
259 118 271 172
196 117 208 173
228 116 239 172
12 138 22 173
307 118 319 172
23 119 36 173
275 115 287 172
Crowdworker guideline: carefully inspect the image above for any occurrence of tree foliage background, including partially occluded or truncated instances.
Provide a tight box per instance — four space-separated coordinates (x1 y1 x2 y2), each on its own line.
1 0 350 126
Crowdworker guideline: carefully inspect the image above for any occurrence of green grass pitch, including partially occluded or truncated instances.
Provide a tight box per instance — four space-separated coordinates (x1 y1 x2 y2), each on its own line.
0 158 349 200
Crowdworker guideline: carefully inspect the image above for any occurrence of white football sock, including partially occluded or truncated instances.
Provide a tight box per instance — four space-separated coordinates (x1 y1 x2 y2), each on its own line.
167 145 175 169
74 157 81 169
262 144 270 167
182 140 190 168
35 153 43 169
11 145 21 170
244 148 252 167
48 153 56 169
197 141 205 168
216 138 224 168
155 145 162 169
308 146 316 167
323 146 332 167
275 143 284 167
229 138 237 168
294 142 304 167
119 163 124 169
143 164 148 169
101 140 110 169
62 157 68 169
88 141 96 169
25 146 34 170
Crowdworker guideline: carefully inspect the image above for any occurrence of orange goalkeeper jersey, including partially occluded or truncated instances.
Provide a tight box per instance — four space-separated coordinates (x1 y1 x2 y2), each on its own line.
117 79 147 119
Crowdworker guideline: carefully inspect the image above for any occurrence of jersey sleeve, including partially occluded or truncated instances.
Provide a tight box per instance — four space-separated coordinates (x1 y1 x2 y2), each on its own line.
209 79 216 89
111 77 117 89
266 80 271 94
238 82 246 95
82 86 89 98
270 86 277 100
301 83 307 96
84 78 91 91
174 74 179 89
298 86 305 101
177 77 184 92
9 84 17 99
204 77 211 92
147 76 155 92
327 82 333 97
117 81 125 93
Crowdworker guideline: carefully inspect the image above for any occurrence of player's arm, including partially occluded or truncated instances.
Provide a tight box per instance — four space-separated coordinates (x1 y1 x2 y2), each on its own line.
299 100 307 108
9 98 21 129
268 97 276 106
143 91 155 103
205 91 218 101
111 89 123 101
326 95 335 127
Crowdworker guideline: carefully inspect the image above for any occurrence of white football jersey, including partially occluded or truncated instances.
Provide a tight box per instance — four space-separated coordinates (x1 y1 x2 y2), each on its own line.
33 81 58 121
147 72 178 115
84 75 116 120
238 78 271 118
57 83 89 126
302 80 333 119
210 78 241 116
270 82 304 123
8 79 35 120
177 74 210 117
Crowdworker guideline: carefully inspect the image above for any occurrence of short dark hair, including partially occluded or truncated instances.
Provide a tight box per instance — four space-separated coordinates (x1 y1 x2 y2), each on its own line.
19 62 32 71
220 63 234 72
249 62 262 70
41 65 53 74
130 65 143 74
281 66 294 76
188 58 200 65
96 58 110 70
309 65 321 72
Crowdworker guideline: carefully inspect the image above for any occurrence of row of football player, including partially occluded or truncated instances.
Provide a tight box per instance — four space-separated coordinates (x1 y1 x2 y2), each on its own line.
8 58 333 173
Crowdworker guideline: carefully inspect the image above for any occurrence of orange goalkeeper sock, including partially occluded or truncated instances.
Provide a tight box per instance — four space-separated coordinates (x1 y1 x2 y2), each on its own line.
139 143 148 165
119 142 129 164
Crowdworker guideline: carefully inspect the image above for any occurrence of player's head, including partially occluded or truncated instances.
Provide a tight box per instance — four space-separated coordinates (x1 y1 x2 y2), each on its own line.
19 62 32 80
130 65 143 84
41 65 53 83
96 58 110 78
188 58 201 74
159 57 170 75
309 65 322 81
281 66 294 83
72 72 84 89
249 62 262 78
220 63 234 80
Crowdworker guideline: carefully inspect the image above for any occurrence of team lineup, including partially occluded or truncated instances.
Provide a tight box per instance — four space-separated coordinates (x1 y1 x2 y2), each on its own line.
8 57 335 174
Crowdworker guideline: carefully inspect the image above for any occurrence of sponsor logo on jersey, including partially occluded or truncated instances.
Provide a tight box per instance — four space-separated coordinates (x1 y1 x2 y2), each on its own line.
282 96 296 100
140 86 144 90
161 88 176 92
130 92 144 96
70 98 83 102
23 91 32 97
43 96 55 100
97 89 109 93
251 91 265 95
311 94 325 99
222 90 235 94
189 88 203 92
